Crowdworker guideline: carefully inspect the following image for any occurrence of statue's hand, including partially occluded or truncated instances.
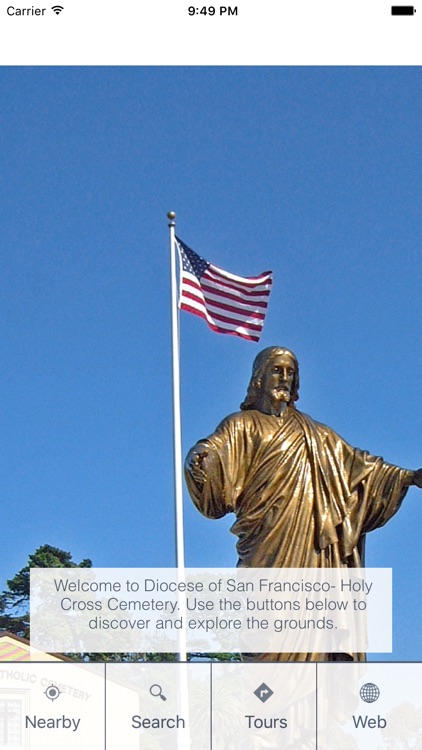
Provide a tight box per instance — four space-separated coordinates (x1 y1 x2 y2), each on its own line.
413 468 422 488
188 449 209 486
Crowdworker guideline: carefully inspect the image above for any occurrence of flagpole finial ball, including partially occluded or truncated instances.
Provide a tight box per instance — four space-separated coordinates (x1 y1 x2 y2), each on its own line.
167 211 176 221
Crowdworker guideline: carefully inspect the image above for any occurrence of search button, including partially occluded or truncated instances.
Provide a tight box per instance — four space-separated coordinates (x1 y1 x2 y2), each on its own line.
149 684 167 701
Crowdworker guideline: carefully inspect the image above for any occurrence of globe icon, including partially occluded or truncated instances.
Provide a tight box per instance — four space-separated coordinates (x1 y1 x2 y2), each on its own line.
360 683 380 703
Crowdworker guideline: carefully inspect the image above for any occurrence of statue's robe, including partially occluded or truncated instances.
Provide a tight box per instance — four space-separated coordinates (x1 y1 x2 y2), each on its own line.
185 406 409 662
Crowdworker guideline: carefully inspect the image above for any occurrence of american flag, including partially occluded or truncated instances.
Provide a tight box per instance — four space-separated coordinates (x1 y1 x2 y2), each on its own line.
176 237 273 342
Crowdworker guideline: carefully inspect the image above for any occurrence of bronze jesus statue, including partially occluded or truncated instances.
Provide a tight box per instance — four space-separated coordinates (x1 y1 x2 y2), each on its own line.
185 346 422 661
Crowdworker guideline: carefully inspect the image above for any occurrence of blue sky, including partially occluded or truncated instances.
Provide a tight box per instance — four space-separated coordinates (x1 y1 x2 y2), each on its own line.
1 66 422 660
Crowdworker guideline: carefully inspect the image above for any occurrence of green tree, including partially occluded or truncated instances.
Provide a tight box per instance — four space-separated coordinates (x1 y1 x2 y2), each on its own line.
0 545 140 661
0 544 92 639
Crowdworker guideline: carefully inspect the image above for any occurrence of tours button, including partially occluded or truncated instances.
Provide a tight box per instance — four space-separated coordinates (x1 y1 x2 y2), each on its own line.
212 663 316 749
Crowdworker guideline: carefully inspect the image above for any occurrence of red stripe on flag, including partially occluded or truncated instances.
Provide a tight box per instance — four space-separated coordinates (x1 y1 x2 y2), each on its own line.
182 289 266 320
180 303 261 341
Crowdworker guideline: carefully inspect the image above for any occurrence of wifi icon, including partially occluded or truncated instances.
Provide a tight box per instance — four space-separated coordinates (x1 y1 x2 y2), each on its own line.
51 5 63 13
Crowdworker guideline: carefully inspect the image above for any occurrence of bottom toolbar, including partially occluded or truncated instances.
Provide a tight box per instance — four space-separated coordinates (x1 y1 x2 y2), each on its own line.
0 660 421 748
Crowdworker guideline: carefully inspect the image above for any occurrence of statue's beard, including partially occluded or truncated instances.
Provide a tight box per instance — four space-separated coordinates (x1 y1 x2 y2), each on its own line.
272 386 291 403
256 385 292 415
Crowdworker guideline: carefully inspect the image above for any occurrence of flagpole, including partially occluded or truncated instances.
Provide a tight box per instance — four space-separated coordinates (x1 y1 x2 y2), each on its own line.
167 210 187 663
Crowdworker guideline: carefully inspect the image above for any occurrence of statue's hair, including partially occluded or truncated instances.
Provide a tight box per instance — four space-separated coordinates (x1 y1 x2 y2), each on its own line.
240 346 300 410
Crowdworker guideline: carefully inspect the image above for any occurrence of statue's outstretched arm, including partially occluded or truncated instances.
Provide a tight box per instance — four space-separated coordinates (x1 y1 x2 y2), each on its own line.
185 441 232 519
186 444 210 488
185 440 212 490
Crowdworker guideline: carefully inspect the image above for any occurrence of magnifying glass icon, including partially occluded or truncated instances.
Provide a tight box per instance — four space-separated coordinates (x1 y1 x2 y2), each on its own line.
149 684 167 701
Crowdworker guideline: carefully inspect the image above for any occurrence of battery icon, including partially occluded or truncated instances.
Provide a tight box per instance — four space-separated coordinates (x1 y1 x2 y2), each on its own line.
391 5 416 13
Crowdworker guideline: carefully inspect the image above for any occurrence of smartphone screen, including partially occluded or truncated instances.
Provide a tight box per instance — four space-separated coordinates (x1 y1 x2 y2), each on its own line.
1 8 421 749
